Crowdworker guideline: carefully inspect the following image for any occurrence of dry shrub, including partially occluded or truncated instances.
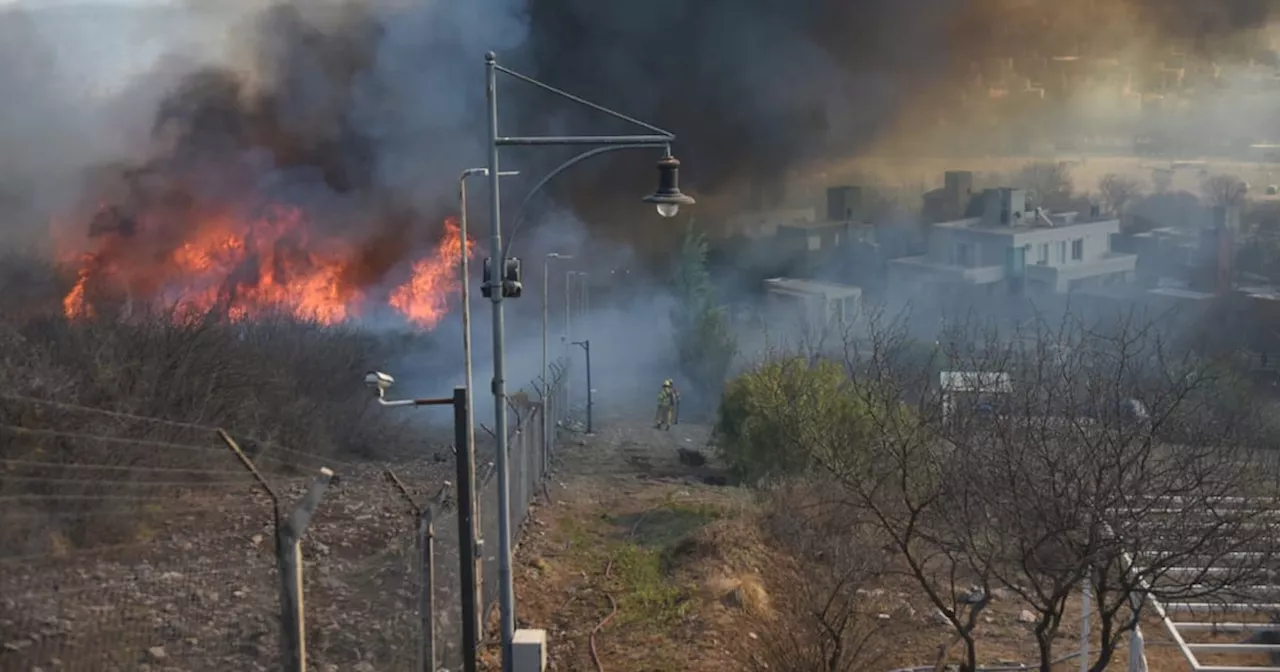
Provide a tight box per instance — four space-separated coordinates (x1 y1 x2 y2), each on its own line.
746 477 899 672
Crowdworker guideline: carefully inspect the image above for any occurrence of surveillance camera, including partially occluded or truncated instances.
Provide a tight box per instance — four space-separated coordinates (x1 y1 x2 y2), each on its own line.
364 371 395 391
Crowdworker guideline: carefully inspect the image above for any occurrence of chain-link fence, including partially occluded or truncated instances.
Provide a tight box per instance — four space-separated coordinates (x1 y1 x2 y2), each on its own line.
1 370 568 672
475 358 569 654
0 395 282 672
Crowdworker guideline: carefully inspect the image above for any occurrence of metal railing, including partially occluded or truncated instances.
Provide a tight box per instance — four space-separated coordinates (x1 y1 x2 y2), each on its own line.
1116 496 1280 672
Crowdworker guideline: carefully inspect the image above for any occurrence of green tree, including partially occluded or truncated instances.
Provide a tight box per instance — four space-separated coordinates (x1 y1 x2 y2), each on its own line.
670 220 736 414
714 358 886 483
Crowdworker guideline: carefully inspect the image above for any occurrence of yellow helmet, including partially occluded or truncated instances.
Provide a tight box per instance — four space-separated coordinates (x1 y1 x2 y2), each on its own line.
663 379 673 387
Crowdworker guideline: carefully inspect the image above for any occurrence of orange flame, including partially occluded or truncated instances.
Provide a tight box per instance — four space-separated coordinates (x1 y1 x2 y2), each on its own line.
389 216 474 329
59 205 471 329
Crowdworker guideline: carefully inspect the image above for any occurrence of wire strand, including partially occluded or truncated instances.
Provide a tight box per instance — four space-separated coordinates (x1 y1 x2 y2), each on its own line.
0 458 246 475
0 474 256 487
2 503 272 521
0 394 215 432
0 531 267 564
10 566 273 602
0 424 225 454
0 493 262 503
0 394 361 468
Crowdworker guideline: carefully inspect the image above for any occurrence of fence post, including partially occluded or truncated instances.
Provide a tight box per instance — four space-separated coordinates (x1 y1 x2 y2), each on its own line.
219 429 334 672
386 469 451 672
453 387 482 672
422 504 436 672
1079 575 1091 672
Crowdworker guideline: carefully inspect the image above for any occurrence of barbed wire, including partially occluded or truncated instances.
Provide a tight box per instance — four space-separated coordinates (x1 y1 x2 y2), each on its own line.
0 493 265 503
10 565 268 602
0 393 363 469
0 531 266 564
0 424 226 454
0 473 259 487
0 457 246 474
2 502 272 522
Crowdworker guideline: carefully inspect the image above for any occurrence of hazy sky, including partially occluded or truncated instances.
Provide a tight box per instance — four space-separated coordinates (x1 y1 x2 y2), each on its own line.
6 0 238 98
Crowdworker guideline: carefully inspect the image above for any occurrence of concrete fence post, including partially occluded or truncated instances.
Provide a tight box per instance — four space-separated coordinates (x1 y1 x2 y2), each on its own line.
219 429 334 672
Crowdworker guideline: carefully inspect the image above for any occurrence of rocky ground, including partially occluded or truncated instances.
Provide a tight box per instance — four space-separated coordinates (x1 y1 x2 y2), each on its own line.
491 413 1256 672
0 455 461 672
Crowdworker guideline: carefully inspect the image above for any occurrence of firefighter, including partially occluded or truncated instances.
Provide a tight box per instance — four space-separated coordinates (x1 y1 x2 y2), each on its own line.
654 379 679 430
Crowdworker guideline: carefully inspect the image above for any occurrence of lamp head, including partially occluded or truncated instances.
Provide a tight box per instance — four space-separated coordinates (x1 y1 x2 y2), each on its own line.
642 155 695 218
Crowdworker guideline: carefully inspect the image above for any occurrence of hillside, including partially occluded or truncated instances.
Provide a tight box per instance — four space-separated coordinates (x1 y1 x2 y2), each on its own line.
497 418 1207 672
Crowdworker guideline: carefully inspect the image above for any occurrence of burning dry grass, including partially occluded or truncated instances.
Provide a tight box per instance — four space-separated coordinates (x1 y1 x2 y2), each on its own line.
0 251 433 554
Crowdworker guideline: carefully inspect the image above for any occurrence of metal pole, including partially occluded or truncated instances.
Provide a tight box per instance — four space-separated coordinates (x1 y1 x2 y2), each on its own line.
453 387 480 672
458 171 478 522
564 271 574 419
584 340 593 434
484 50 517 672
420 502 436 672
1079 577 1091 672
564 271 572 342
542 256 549 451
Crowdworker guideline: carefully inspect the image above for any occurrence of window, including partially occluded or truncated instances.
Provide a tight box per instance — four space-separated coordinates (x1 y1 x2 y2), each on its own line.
1057 241 1067 263
1071 238 1084 260
841 296 859 322
808 235 821 251
956 243 973 267
1037 243 1049 265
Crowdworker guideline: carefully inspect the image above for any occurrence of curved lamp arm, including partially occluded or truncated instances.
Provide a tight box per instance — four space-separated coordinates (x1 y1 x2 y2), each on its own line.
500 143 664 260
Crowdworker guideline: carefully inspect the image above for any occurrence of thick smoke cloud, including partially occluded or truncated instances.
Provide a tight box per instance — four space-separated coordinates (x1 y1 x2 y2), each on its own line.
517 0 1277 212
8 0 1280 269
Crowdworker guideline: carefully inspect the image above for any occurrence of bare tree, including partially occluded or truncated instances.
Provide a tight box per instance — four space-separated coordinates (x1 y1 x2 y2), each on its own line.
1097 173 1144 216
784 311 995 672
931 311 1275 671
750 478 897 672
785 308 1276 671
1015 162 1075 211
1202 173 1249 207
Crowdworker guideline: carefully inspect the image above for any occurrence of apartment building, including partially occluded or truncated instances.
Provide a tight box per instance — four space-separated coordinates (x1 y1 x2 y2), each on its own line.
889 188 1137 295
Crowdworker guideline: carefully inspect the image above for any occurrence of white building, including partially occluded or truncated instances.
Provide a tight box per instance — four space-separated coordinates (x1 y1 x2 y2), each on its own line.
756 277 862 349
940 370 1012 423
889 188 1138 295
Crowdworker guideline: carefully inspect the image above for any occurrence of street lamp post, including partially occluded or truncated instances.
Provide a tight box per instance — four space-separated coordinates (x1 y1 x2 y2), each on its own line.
482 50 695 671
563 270 587 421
542 252 572 463
457 166 516 644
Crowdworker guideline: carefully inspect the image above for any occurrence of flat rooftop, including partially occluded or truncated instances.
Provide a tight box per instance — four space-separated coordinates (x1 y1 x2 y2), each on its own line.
934 213 1120 232
764 277 862 298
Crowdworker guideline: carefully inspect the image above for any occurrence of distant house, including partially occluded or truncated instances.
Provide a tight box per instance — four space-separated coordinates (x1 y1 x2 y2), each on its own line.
940 370 1012 423
758 277 863 347
889 188 1137 296
921 171 983 224
763 277 862 326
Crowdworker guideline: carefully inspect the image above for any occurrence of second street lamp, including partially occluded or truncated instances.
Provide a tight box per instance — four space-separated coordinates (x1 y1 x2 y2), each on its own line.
542 252 572 459
483 50 695 672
